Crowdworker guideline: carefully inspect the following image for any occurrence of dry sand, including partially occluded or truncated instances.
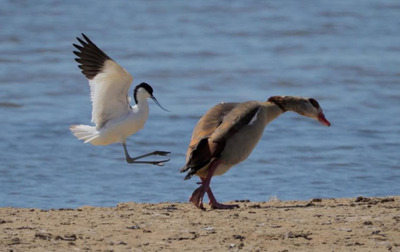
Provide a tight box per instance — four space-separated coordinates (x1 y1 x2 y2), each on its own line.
1 196 399 251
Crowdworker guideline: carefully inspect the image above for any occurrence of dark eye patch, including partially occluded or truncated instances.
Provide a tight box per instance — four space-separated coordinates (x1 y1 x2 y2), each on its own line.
309 98 320 109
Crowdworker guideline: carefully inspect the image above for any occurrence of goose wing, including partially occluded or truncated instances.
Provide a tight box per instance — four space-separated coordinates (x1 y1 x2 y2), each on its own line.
181 101 260 179
210 101 261 142
73 34 133 129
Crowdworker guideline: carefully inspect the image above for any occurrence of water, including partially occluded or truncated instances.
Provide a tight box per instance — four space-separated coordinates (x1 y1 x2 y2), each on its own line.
1 0 399 209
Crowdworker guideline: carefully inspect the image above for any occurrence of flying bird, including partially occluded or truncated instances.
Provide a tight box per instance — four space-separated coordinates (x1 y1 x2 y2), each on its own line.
180 96 330 210
70 34 170 165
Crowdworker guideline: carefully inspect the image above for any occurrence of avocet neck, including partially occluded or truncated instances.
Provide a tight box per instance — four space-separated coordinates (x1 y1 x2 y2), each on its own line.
132 96 149 115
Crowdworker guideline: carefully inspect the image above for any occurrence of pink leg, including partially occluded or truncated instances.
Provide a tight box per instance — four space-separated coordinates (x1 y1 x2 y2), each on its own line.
190 160 239 210
189 185 206 210
206 187 239 209
189 160 221 210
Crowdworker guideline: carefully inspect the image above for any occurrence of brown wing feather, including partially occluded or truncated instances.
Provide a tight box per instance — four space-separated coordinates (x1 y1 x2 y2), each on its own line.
181 101 261 180
188 103 237 149
180 103 237 179
211 101 260 143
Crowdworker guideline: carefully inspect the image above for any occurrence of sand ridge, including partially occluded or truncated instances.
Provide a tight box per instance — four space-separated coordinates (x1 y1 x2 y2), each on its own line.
1 196 399 251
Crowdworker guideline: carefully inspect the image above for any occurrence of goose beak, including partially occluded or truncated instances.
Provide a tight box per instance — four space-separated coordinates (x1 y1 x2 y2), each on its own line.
151 96 169 112
318 112 330 127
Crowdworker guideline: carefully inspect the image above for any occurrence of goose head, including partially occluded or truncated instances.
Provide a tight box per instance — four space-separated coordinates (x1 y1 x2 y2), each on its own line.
300 97 330 126
268 96 331 126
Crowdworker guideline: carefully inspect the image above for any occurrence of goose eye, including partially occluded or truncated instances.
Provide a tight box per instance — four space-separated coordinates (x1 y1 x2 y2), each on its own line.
309 98 320 109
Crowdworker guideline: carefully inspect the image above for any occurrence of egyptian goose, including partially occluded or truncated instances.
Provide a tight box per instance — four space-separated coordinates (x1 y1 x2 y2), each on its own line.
180 96 330 209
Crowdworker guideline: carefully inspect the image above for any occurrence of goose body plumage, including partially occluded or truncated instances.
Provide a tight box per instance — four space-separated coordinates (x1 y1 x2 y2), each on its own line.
181 96 330 210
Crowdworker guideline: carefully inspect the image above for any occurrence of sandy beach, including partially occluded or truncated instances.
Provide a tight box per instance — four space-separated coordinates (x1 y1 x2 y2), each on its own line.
1 196 399 251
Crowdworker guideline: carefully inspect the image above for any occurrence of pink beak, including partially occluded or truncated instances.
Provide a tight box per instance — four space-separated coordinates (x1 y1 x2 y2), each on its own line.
318 112 331 127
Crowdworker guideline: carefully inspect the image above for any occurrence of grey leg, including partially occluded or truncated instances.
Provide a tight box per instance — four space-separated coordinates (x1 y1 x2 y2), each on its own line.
123 142 170 166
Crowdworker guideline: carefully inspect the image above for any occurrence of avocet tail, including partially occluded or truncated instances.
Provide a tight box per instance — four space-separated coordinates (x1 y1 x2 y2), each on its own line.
69 125 99 143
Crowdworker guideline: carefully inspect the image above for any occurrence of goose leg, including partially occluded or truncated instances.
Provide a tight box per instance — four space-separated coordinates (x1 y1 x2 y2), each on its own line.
206 187 239 209
189 160 221 210
123 143 170 166
190 159 238 210
189 185 206 210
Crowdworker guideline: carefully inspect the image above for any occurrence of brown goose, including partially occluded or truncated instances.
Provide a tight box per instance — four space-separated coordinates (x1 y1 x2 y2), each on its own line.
180 96 330 210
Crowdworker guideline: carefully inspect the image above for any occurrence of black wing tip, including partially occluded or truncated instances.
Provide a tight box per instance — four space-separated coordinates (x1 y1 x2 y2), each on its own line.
81 33 90 42
184 173 193 180
73 33 112 60
73 33 112 79
180 165 194 180
183 168 195 180
180 164 189 173
76 33 102 50
76 37 86 44
79 33 96 47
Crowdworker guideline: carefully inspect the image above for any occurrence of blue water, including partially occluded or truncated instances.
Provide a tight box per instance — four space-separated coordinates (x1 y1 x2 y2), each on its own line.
1 0 399 209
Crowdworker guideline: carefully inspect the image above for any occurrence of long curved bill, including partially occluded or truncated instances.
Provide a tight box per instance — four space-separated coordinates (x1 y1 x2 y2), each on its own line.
151 96 169 111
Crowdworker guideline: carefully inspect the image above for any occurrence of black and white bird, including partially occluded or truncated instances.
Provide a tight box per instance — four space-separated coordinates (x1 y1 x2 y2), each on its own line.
181 96 330 210
70 34 170 165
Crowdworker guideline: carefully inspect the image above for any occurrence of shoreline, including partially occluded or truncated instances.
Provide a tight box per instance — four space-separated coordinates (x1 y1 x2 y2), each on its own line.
1 196 399 251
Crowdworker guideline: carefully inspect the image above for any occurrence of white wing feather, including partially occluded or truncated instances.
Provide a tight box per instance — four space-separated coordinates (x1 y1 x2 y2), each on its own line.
89 59 133 128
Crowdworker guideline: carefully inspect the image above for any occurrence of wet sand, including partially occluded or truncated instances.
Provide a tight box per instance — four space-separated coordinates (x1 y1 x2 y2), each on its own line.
1 196 399 251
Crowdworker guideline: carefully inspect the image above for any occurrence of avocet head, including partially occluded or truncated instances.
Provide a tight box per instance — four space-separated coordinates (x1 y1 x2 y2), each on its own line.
134 82 168 111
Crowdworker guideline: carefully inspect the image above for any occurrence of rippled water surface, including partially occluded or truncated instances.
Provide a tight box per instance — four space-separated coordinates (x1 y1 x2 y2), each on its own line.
1 0 399 209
